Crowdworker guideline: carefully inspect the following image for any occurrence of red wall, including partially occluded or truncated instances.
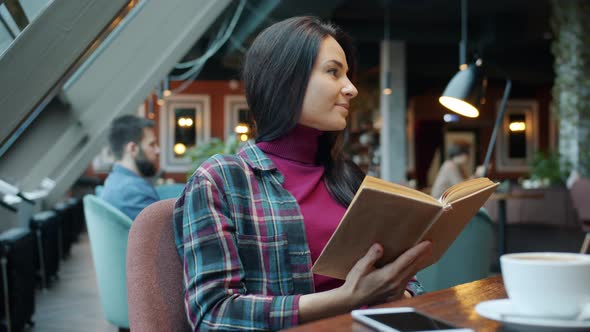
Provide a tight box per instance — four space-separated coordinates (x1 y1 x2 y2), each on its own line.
84 80 245 184
154 80 246 183
165 80 246 139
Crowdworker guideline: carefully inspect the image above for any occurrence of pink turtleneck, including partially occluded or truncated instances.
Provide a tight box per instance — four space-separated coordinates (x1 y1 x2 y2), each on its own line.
257 125 346 292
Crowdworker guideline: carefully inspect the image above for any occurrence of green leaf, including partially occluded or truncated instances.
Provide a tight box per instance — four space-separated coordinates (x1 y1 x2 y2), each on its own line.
185 137 242 179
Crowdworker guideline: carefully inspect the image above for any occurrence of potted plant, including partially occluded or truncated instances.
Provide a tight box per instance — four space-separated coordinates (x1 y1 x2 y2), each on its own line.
185 136 241 179
528 151 571 187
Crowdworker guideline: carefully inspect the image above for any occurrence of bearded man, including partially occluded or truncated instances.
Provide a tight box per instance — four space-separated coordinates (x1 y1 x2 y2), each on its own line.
100 114 160 220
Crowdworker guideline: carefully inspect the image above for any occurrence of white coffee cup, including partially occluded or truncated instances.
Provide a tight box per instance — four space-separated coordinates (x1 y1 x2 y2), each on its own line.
500 252 590 319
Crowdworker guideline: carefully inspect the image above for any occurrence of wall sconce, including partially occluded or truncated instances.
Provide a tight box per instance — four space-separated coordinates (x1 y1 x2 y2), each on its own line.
507 113 527 159
163 78 172 97
174 110 196 156
178 117 194 127
173 143 187 156
235 123 249 134
509 121 526 132
382 70 392 95
235 123 250 141
147 96 155 119
156 80 165 106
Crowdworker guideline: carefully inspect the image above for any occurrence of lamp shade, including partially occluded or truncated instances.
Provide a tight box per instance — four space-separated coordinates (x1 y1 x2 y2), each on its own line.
439 64 483 118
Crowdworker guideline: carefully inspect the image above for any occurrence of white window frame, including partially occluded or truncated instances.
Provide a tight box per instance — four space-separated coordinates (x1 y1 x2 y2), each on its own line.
495 99 539 172
224 94 248 140
159 94 210 172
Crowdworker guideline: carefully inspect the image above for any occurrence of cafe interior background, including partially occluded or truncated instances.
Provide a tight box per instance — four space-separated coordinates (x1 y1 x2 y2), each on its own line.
0 0 589 331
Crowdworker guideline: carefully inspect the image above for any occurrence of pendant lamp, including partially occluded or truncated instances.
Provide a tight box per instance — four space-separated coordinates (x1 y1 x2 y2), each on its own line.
439 0 512 177
439 63 483 118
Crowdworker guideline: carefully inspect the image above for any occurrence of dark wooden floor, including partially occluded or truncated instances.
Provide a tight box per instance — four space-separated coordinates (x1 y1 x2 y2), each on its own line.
29 233 115 332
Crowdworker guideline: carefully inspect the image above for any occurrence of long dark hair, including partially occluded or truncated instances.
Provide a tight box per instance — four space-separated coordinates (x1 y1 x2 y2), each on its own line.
243 16 364 207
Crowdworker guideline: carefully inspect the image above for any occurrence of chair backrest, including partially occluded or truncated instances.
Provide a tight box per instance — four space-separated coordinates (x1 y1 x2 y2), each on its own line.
95 185 104 196
570 176 590 223
83 195 133 328
155 183 185 200
581 234 590 254
569 176 590 254
127 198 190 332
417 208 494 292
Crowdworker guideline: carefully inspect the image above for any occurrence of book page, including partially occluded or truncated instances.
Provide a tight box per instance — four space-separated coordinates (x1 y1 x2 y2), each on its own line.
440 177 495 204
311 187 442 280
363 176 440 205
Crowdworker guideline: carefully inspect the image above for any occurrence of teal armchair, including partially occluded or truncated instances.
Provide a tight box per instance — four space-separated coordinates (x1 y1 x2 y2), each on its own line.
95 185 104 196
417 208 494 292
155 183 185 200
83 195 132 329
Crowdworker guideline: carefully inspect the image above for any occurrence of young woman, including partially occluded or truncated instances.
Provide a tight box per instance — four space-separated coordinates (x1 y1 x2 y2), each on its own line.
174 16 432 331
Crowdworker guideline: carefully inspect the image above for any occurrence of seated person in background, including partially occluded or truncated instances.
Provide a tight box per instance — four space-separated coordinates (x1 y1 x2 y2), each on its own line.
174 16 432 331
431 143 483 199
100 115 160 220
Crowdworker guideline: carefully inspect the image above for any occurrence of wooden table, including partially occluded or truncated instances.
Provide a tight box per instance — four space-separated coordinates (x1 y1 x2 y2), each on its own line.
285 276 507 331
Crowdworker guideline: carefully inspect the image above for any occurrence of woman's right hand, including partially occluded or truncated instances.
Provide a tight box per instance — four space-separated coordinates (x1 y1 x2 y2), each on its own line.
339 241 433 308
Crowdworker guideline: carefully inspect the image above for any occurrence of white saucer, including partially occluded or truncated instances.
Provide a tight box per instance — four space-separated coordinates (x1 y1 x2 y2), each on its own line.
475 299 590 331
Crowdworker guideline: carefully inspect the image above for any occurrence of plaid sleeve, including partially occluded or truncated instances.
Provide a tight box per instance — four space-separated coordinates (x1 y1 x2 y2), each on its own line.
405 276 425 296
181 170 300 331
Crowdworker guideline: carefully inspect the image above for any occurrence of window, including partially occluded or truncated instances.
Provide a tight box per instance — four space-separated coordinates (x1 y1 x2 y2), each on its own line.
224 95 254 142
496 100 539 172
160 94 210 172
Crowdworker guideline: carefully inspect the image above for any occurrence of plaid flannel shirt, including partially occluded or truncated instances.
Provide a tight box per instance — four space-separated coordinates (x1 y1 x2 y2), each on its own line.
174 141 424 331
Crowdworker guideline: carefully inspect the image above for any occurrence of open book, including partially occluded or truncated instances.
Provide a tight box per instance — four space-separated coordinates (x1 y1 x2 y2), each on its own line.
311 176 498 280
